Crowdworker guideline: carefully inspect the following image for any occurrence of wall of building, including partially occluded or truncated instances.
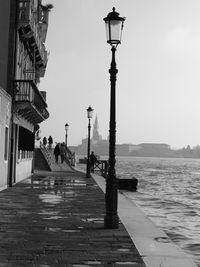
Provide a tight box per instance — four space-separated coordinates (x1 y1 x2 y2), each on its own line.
0 0 51 186
13 117 34 184
16 159 33 183
0 87 11 188
0 0 11 90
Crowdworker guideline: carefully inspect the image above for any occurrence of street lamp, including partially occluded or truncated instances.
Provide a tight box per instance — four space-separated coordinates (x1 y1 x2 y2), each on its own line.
86 106 94 178
65 123 69 148
103 7 125 229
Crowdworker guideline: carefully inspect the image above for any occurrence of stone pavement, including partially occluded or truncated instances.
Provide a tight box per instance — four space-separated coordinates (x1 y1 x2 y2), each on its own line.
0 168 146 267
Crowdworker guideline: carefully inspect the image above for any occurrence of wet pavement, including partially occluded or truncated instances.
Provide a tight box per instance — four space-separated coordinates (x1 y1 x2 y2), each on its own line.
0 169 145 266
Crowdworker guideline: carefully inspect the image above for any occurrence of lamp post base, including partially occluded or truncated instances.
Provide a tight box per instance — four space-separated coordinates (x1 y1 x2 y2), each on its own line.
104 214 119 229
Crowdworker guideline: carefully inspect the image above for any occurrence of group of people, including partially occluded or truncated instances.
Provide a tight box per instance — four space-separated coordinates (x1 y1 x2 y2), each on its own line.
42 136 97 168
42 136 53 149
54 143 67 164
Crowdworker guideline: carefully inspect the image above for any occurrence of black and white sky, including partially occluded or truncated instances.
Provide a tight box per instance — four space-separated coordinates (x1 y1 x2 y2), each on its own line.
40 0 200 149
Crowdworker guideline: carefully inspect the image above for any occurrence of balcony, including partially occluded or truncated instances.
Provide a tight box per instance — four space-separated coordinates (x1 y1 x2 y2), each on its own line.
14 80 49 124
18 0 48 70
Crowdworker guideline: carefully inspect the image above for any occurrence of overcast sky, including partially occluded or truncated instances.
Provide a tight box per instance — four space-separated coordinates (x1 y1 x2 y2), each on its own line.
40 0 200 149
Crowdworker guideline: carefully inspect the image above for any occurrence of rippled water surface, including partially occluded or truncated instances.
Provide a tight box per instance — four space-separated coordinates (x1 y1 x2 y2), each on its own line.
115 156 200 266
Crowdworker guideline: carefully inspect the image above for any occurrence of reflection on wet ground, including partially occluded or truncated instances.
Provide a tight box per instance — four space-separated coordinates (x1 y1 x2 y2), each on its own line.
0 170 145 266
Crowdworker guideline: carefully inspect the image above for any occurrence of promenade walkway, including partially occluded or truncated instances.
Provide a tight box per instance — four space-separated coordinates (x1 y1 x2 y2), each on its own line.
0 163 145 266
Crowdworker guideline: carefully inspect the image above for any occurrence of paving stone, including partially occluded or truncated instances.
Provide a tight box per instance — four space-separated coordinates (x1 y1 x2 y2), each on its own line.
0 169 145 266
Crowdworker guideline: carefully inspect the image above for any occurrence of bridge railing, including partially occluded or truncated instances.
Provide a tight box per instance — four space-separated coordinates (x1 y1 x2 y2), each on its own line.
64 145 76 167
40 144 52 168
92 160 109 178
39 143 76 168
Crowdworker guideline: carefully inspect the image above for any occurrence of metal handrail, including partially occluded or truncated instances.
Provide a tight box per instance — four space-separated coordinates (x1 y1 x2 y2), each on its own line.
40 144 52 167
40 143 76 168
64 145 76 166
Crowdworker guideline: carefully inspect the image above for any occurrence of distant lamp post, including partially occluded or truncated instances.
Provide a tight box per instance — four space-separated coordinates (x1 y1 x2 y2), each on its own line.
65 123 69 148
103 7 125 229
86 106 94 178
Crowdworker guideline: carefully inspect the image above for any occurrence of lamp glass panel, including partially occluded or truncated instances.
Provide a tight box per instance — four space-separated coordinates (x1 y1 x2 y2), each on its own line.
110 20 122 43
105 22 110 42
87 109 93 119
65 124 69 132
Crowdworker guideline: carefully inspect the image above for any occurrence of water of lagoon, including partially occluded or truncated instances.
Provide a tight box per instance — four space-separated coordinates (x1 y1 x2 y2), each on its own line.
115 156 200 266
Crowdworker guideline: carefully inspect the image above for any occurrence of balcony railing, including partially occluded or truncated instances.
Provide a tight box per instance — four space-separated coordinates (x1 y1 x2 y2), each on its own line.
18 0 48 68
15 80 49 123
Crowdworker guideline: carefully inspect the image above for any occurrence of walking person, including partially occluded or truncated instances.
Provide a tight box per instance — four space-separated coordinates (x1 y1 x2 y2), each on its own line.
60 143 66 164
54 143 60 163
43 137 47 147
90 151 97 173
48 136 53 149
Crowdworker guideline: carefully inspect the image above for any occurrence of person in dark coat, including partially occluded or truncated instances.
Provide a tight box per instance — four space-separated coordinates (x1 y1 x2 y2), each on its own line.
60 143 66 163
43 137 47 147
90 151 97 173
48 136 53 149
54 143 60 163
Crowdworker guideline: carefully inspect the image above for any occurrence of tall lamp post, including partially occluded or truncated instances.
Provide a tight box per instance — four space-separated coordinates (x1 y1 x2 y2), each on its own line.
103 8 125 229
86 106 94 178
65 123 69 148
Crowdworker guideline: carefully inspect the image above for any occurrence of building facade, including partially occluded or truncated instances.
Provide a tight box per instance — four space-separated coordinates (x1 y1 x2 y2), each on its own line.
0 0 51 188
0 87 12 188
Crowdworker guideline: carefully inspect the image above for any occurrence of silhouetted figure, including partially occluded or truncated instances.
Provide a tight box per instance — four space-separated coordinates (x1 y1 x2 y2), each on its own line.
90 151 97 173
43 137 47 147
54 143 60 163
48 136 53 149
60 143 66 163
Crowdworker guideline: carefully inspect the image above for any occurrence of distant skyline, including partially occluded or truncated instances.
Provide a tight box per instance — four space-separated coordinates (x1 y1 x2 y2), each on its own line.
40 0 200 149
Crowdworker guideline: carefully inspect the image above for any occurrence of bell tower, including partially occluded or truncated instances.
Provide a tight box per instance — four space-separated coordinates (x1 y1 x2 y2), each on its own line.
93 115 101 142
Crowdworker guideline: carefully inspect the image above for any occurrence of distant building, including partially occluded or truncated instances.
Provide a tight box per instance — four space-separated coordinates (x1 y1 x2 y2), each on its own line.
74 118 194 158
76 115 108 155
116 144 140 156
0 0 52 188
138 143 171 150
129 143 172 157
92 115 102 143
